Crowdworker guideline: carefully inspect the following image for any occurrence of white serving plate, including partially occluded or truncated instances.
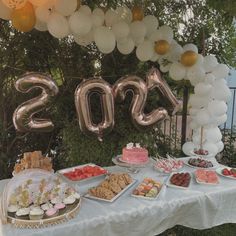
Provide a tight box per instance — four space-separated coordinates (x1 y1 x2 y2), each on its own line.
57 163 108 184
84 179 137 203
131 181 163 201
112 155 150 168
166 172 192 190
183 158 215 169
194 171 219 185
216 167 236 180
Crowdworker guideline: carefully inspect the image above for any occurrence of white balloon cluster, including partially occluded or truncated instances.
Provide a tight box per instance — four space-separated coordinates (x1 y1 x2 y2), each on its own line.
182 55 230 156
0 1 230 155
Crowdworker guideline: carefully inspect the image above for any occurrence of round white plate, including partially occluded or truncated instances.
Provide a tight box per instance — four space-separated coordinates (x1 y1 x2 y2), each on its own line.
190 150 214 158
184 158 215 169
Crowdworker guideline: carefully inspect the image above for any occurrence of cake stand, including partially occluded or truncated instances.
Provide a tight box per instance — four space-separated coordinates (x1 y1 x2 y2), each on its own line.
112 155 150 174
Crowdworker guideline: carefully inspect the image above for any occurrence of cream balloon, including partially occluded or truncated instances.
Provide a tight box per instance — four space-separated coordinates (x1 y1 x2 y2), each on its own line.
105 9 118 27
182 142 195 156
94 26 116 54
29 0 48 7
136 40 154 62
2 0 27 9
112 21 130 39
74 30 94 46
47 12 70 39
78 5 91 15
143 15 159 36
35 18 47 31
183 43 198 53
0 0 12 20
116 6 132 23
35 2 54 23
55 0 77 16
92 12 104 27
130 21 146 39
69 11 92 36
117 37 135 55
169 62 186 81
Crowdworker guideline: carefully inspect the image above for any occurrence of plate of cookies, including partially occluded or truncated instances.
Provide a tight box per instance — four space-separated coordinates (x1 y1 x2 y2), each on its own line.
84 173 137 202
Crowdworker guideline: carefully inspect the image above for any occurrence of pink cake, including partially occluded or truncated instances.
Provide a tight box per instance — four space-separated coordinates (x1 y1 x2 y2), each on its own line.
121 147 148 164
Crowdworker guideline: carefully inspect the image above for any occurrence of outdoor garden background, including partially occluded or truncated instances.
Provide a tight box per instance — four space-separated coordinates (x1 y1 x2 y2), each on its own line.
0 0 235 235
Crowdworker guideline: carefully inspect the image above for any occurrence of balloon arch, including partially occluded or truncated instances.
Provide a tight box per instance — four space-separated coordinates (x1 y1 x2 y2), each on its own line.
0 1 231 155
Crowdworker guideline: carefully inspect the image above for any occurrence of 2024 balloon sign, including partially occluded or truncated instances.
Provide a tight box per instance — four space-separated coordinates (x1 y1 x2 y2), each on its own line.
13 68 181 140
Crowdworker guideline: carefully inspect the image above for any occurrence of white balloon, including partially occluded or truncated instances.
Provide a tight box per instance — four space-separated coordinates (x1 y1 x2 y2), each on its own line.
112 21 130 39
35 19 47 31
47 13 69 39
93 8 105 18
183 43 198 53
133 36 145 46
117 37 135 55
94 26 116 54
78 5 92 15
0 0 12 20
182 142 195 156
105 9 118 27
69 11 92 36
116 6 132 23
192 135 205 145
195 109 210 126
203 142 218 156
130 21 146 39
189 120 200 129
160 63 171 72
166 42 183 62
35 2 54 23
205 127 222 143
213 114 227 126
216 141 224 153
74 30 94 46
194 82 212 96
55 0 77 16
203 55 218 72
189 94 209 109
207 100 227 116
136 40 154 62
169 62 186 81
205 73 216 84
143 15 159 37
92 13 104 27
158 25 173 43
211 81 231 102
186 65 205 83
212 64 230 79
189 108 199 116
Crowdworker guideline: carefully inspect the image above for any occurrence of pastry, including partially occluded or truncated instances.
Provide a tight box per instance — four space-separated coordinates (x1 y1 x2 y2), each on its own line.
15 207 30 220
29 207 44 220
63 196 76 210
45 208 59 219
41 203 53 211
7 205 20 217
54 203 66 214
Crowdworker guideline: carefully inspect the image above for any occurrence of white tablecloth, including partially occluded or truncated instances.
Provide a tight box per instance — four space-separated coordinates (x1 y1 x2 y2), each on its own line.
1 157 236 236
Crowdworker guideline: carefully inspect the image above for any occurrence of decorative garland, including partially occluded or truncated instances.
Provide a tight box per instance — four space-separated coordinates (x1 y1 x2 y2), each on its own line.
0 0 231 155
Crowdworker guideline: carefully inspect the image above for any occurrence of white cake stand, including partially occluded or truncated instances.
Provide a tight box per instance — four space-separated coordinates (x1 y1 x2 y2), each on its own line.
112 155 150 174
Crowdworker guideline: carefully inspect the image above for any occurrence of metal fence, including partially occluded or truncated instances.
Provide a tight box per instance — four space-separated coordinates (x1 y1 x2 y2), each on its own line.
161 87 236 151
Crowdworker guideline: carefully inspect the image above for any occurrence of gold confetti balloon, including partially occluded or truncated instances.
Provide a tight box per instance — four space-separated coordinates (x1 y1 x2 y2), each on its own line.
155 40 170 55
181 51 198 67
132 6 144 21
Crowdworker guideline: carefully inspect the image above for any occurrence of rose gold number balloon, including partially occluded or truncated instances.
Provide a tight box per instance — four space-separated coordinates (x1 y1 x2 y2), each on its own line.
146 68 181 115
13 73 59 132
75 78 114 141
113 75 168 130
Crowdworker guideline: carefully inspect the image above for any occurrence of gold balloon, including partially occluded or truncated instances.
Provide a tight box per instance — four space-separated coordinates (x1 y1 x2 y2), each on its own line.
132 6 144 21
155 40 170 55
11 2 36 32
181 50 198 67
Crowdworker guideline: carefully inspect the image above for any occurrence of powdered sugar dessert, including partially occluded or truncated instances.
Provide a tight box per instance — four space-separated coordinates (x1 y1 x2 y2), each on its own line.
121 143 148 164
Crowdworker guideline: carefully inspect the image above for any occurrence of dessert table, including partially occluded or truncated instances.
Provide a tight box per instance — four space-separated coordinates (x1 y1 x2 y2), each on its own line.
1 157 236 236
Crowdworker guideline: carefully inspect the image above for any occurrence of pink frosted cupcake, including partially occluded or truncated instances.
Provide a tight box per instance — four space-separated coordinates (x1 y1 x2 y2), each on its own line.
45 208 58 219
54 203 66 215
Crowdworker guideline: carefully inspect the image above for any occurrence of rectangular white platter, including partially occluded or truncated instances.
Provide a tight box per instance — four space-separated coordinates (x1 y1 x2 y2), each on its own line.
216 167 236 180
57 163 108 184
84 179 137 203
166 172 192 190
131 183 164 201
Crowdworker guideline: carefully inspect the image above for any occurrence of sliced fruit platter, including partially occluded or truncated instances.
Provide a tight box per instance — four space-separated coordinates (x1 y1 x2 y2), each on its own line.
216 167 236 179
132 178 162 200
153 156 184 174
58 164 108 183
195 169 219 185
167 172 191 189
185 158 214 169
85 173 136 202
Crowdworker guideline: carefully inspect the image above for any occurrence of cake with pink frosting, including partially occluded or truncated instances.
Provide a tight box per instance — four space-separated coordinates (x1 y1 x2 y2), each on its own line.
121 143 148 164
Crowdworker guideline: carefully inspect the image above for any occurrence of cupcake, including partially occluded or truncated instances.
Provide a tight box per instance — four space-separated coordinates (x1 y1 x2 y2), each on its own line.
54 203 66 214
63 196 76 211
7 205 20 217
72 192 81 205
15 207 30 220
41 203 53 211
51 196 62 205
29 208 44 220
45 208 58 219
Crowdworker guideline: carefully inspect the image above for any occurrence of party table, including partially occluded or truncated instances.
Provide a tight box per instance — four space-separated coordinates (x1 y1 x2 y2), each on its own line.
1 157 236 236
